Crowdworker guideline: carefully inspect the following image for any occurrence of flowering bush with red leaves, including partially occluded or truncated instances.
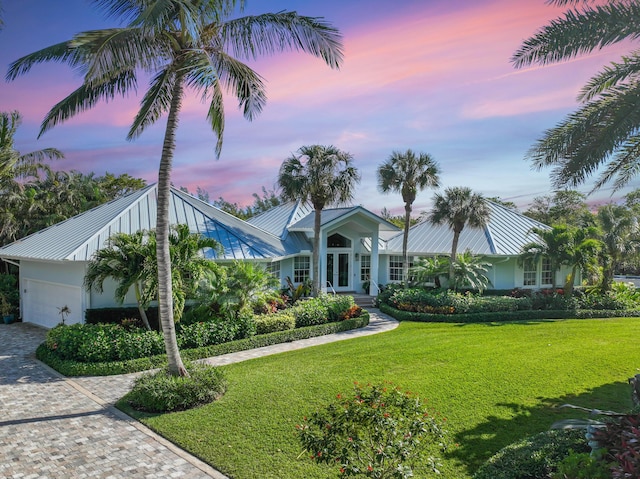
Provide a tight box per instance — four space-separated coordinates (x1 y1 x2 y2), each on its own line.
296 382 448 478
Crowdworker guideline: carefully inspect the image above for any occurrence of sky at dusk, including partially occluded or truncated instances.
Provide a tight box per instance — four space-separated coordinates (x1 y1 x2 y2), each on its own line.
0 0 635 216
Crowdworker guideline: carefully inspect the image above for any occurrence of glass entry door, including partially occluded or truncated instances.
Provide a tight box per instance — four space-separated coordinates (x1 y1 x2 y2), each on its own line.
326 252 350 291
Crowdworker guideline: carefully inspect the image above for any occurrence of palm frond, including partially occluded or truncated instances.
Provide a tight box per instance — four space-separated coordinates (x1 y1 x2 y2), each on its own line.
40 70 138 137
70 28 170 81
206 80 225 157
221 12 343 69
528 81 640 189
512 2 640 68
591 133 640 192
128 68 174 139
579 49 640 101
6 41 86 81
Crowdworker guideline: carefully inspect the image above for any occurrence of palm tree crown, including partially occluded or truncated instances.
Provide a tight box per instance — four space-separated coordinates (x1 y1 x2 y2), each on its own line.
512 0 640 191
0 111 63 184
278 144 360 295
7 0 343 376
428 187 490 281
377 149 440 282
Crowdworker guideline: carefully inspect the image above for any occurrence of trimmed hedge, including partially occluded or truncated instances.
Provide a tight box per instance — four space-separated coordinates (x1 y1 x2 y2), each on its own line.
254 311 296 335
379 302 640 323
36 312 370 376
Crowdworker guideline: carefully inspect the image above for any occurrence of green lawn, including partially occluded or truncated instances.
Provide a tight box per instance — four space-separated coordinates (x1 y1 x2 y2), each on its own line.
130 318 640 478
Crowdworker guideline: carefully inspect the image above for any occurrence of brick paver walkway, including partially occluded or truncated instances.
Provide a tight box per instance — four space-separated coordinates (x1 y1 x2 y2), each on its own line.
0 310 398 478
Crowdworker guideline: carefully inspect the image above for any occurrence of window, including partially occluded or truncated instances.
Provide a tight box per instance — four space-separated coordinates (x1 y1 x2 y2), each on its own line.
523 259 537 286
294 256 310 283
266 260 280 279
389 255 404 282
360 254 371 281
541 258 553 285
327 233 351 248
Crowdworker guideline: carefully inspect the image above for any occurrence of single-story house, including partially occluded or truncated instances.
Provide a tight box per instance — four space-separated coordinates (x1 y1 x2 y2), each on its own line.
0 184 572 328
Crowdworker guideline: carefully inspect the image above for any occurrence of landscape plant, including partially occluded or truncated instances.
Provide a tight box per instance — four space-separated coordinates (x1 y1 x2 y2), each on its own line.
278 145 361 295
377 150 440 282
297 382 448 478
428 187 490 281
124 362 227 413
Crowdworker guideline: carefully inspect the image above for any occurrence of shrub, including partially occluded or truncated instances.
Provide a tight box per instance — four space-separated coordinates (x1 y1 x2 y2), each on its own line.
46 324 119 362
125 362 227 412
594 413 640 478
342 304 363 320
324 294 355 322
297 382 448 478
292 298 330 327
37 313 369 376
254 311 296 335
383 288 533 315
552 450 612 479
472 429 589 479
114 330 165 361
177 318 238 349
75 325 119 363
85 306 161 330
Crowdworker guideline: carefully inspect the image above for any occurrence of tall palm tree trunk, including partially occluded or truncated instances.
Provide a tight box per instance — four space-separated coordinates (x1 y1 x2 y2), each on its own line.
402 203 411 285
450 230 460 282
157 78 188 377
313 207 322 296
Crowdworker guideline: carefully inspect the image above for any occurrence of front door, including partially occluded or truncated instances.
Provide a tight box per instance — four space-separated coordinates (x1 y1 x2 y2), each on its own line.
326 252 350 291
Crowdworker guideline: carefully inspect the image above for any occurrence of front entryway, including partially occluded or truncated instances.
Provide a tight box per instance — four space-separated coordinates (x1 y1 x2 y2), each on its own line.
326 251 350 291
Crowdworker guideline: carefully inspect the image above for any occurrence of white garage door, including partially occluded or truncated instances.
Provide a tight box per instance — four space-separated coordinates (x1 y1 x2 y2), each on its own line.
22 279 83 328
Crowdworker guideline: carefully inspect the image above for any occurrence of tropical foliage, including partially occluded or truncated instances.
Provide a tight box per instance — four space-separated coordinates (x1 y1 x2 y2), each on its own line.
512 0 640 191
428 187 491 280
378 149 440 283
85 225 222 329
278 144 360 295
8 0 344 376
519 224 600 295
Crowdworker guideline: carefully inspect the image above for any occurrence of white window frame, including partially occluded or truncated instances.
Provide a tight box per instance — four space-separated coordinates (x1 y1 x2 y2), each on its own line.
294 256 310 283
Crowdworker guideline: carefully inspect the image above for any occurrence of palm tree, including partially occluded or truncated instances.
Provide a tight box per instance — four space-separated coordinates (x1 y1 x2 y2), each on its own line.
512 0 640 192
450 251 492 293
0 110 62 185
562 227 601 296
0 111 63 248
597 204 638 292
377 149 440 283
278 145 361 295
519 224 600 295
428 187 491 282
7 1 343 376
145 224 222 323
519 226 571 290
86 225 222 330
84 231 155 330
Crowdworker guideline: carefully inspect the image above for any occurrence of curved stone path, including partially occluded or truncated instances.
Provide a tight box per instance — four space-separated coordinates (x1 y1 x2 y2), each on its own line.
0 310 398 478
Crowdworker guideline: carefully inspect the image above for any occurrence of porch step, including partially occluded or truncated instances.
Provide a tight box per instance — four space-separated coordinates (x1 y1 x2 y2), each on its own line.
338 292 376 309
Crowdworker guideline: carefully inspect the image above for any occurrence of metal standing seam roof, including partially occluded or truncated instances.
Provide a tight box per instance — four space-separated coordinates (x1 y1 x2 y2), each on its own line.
0 184 306 262
287 206 401 232
246 200 313 238
385 201 548 256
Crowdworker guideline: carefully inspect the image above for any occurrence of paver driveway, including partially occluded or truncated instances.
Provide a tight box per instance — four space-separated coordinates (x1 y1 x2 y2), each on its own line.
0 322 225 479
